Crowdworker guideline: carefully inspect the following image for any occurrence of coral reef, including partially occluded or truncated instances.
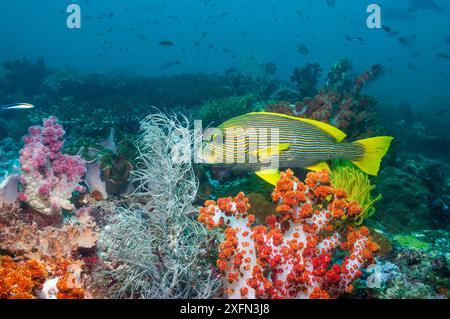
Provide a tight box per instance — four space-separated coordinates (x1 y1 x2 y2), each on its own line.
0 256 48 299
99 113 221 299
265 60 384 140
0 138 20 180
265 101 295 115
0 174 19 205
297 86 382 140
53 260 85 299
98 131 136 196
197 94 257 126
374 152 450 232
0 53 448 301
290 62 322 98
324 58 353 92
79 129 137 198
18 117 86 216
1 57 51 98
380 243 449 298
0 204 98 261
198 169 379 298
0 57 285 141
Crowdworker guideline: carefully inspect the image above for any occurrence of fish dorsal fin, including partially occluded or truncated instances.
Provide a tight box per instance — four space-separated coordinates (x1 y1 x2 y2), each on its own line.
306 161 331 172
250 112 347 142
255 169 281 186
295 118 347 142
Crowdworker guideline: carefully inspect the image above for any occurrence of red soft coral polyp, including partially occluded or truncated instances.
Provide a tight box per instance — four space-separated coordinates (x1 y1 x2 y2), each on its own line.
199 169 377 299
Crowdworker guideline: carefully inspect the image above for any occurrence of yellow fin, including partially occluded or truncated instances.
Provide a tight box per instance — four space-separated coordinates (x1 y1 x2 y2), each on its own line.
255 169 281 186
250 112 347 142
352 136 393 176
295 118 347 142
306 162 331 172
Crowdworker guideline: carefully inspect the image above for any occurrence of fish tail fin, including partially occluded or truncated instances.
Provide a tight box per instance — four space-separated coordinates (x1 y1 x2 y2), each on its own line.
351 136 393 176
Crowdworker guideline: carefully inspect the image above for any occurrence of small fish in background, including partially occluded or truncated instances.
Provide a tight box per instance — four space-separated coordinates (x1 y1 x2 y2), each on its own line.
433 108 448 117
326 0 335 8
297 44 310 55
382 25 392 33
397 36 412 46
0 103 35 111
407 0 444 13
445 37 450 44
159 40 175 46
388 31 400 37
345 35 365 44
437 53 450 60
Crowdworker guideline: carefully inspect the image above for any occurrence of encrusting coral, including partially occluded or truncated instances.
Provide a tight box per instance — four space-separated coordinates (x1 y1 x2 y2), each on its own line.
199 169 379 299
0 203 95 299
0 204 98 262
18 116 87 216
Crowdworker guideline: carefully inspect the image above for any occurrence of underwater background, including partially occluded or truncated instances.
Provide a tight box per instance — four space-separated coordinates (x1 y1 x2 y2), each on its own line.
0 0 449 299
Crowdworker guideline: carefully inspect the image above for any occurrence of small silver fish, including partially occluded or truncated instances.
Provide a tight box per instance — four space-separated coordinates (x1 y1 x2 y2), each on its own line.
0 103 35 111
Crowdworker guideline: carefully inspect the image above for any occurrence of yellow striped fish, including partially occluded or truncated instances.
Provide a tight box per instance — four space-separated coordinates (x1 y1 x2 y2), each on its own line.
202 112 393 185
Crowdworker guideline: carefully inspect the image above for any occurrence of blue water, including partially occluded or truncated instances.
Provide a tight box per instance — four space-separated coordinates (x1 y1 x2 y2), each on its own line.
0 0 449 108
1 1 450 301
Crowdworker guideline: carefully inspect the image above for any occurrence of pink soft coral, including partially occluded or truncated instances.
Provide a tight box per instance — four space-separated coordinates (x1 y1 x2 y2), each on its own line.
18 117 86 216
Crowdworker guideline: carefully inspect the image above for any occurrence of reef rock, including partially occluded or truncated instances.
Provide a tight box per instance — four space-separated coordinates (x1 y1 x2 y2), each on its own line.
0 205 98 261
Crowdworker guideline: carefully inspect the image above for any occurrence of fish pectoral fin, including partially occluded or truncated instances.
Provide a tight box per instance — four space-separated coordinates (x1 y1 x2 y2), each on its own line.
253 143 290 159
306 161 331 172
255 169 281 186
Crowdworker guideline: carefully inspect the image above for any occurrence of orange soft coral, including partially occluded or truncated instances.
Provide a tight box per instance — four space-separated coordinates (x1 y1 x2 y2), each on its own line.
0 256 48 299
51 260 85 299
